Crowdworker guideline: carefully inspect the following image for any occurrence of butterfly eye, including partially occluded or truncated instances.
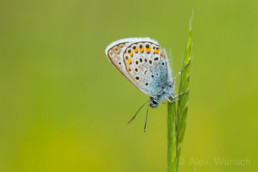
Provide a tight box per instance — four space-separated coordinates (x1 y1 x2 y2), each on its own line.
152 100 158 104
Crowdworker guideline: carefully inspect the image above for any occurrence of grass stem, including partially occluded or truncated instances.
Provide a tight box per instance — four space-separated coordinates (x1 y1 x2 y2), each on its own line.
167 17 192 172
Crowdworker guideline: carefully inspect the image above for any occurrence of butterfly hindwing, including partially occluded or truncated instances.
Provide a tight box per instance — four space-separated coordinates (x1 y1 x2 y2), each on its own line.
105 39 135 84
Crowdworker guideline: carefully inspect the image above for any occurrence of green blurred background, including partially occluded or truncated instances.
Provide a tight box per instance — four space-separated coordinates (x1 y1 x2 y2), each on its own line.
0 0 257 171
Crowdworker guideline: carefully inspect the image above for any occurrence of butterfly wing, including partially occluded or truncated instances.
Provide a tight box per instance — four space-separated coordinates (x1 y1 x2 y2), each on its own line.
105 38 136 85
105 38 171 97
122 40 170 97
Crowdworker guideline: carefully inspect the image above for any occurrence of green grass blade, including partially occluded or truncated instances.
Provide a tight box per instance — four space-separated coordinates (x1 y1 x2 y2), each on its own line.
177 21 192 155
167 101 178 172
167 16 192 172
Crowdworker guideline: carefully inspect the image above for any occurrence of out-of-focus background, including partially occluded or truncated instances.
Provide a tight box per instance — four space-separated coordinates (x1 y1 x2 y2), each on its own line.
0 0 257 172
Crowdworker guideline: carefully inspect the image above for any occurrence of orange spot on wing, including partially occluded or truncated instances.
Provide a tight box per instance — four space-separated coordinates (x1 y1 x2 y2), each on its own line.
140 48 144 53
160 52 164 56
127 58 132 64
129 52 133 57
146 47 151 53
134 48 138 53
127 66 131 71
156 49 160 54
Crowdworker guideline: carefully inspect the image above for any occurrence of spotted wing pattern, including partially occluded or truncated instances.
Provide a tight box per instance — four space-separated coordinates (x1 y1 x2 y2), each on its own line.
105 39 134 84
122 41 169 96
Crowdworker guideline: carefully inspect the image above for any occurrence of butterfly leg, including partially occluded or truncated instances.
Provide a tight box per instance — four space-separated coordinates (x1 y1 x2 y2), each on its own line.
167 98 180 103
170 92 188 99
167 92 188 102
167 98 172 103
167 93 180 102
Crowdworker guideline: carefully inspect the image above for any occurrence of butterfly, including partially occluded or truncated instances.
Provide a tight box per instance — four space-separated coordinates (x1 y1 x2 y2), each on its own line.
105 38 185 131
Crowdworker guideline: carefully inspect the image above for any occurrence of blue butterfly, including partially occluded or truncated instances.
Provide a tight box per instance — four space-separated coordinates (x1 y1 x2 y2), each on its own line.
105 38 186 131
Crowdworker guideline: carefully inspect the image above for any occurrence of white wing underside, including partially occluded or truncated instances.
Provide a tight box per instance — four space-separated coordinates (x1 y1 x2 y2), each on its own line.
105 37 171 96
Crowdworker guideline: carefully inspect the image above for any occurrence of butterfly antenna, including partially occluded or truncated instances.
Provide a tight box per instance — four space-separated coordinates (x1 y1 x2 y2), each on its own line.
128 100 149 124
144 105 150 132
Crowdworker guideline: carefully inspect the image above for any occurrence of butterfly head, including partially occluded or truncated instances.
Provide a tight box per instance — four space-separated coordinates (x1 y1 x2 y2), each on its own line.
148 83 175 108
149 97 160 108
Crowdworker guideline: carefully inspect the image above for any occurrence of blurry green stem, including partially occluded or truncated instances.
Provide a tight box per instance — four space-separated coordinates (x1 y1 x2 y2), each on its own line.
167 101 178 172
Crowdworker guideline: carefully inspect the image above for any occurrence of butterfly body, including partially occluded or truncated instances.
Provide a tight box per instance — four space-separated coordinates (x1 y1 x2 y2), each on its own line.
105 38 175 107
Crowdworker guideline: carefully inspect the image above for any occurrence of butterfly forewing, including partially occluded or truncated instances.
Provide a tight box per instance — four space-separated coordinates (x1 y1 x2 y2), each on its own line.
122 41 169 97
